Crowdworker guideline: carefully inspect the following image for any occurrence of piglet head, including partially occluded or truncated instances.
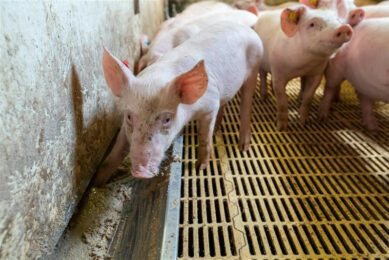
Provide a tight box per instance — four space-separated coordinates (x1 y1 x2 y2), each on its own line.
102 47 208 178
281 6 353 57
330 0 364 26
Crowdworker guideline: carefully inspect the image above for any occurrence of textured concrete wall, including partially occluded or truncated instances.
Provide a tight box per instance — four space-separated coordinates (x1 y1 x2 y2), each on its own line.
0 0 164 258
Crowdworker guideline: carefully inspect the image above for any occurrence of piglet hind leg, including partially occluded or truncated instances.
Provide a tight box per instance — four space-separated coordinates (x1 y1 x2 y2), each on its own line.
196 110 218 171
298 76 306 106
319 82 343 121
214 105 225 132
319 70 345 121
272 75 289 131
333 84 342 103
239 66 259 152
299 74 322 125
259 69 268 100
358 92 378 131
93 125 129 186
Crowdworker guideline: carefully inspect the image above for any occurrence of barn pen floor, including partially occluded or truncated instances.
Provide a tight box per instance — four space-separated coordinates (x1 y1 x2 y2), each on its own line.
178 77 389 259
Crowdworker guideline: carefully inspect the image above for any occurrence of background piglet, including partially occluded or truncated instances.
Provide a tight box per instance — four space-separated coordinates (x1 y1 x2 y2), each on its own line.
319 18 389 130
299 0 365 26
253 5 352 130
303 0 389 25
138 10 257 73
233 0 299 12
306 0 388 102
93 22 263 185
138 1 233 72
361 5 389 18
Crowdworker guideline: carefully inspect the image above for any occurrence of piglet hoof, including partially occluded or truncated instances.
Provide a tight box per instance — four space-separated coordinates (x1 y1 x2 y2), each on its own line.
363 118 378 132
238 141 250 152
300 115 308 126
239 133 251 152
260 92 268 101
197 145 212 171
276 120 288 131
196 160 209 171
318 105 330 121
318 111 329 122
318 108 329 122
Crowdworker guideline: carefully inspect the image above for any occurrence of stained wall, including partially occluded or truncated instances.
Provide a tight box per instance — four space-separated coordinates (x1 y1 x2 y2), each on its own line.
0 0 164 258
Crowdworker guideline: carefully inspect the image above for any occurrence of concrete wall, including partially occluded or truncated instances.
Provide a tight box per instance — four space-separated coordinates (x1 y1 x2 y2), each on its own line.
0 0 164 258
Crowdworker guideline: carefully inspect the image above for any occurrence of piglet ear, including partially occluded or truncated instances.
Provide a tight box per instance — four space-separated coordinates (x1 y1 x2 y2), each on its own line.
281 7 306 37
102 47 134 97
299 0 320 8
247 4 259 15
173 60 208 105
334 0 348 19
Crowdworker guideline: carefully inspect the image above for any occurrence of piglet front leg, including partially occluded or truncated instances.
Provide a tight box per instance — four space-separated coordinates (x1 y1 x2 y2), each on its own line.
214 105 225 132
259 69 268 100
319 62 345 121
299 74 322 125
239 64 259 151
196 111 218 171
93 125 129 186
272 74 289 131
358 92 377 131
298 76 306 105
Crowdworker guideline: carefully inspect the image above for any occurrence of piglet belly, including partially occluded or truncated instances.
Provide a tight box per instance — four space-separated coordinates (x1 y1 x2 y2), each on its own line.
347 66 389 102
347 33 389 102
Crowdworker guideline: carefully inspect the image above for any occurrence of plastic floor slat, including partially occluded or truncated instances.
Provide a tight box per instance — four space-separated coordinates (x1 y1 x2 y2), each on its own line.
178 77 389 259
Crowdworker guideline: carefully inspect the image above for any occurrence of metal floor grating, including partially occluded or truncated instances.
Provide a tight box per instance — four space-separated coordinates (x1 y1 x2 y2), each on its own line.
178 77 389 259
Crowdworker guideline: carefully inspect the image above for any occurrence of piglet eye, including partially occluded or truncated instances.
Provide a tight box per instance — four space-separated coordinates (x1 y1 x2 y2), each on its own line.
159 112 173 127
310 23 315 27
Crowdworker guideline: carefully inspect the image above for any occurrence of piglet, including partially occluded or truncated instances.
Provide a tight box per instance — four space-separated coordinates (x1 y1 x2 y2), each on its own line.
138 10 257 73
361 5 389 18
304 0 388 103
319 18 389 131
138 1 233 72
94 22 263 185
253 5 353 130
299 0 365 26
234 0 299 12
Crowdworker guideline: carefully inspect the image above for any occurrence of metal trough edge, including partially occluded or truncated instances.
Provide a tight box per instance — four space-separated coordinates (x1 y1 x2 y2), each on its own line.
108 135 183 259
159 135 183 260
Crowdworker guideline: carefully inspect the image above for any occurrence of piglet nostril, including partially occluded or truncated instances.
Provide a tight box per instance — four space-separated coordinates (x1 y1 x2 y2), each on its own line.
335 24 353 43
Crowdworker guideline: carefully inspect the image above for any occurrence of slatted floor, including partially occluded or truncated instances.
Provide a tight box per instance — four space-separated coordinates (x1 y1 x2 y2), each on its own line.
178 77 389 259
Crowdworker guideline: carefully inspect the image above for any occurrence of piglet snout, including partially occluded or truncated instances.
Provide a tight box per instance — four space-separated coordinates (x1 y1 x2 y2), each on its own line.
334 24 353 44
131 165 155 179
348 9 365 27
